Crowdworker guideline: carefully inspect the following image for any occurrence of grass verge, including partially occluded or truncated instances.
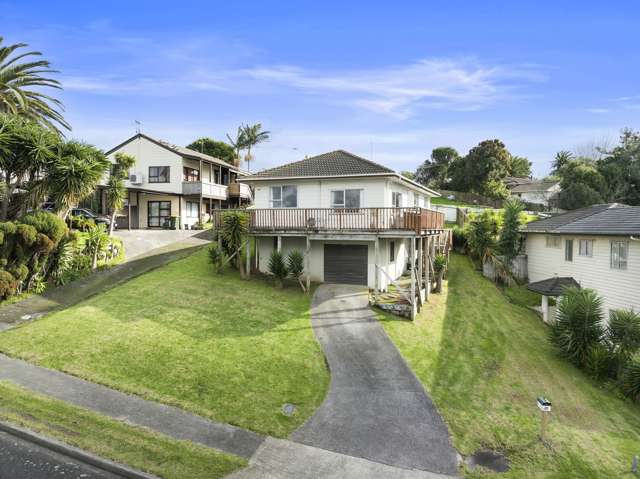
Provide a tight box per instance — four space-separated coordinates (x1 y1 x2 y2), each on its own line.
0 381 245 479
379 254 640 478
0 249 329 438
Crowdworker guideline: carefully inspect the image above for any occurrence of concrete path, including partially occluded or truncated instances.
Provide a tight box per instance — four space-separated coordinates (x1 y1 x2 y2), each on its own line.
114 229 204 261
291 284 458 476
0 230 212 331
228 438 453 479
0 354 264 459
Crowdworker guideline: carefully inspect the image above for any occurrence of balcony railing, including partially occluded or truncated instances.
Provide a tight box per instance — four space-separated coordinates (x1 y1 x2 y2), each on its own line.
228 182 252 199
182 181 228 199
211 207 445 234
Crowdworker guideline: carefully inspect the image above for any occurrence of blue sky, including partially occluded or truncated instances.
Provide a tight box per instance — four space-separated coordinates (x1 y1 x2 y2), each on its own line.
4 1 639 176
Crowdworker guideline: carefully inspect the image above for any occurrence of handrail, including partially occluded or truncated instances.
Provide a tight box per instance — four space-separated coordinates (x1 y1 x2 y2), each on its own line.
210 207 445 233
375 264 412 304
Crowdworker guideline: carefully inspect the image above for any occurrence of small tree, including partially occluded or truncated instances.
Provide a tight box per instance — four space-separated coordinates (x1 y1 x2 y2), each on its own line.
220 211 249 278
268 250 288 288
606 309 640 377
287 250 306 292
549 288 604 368
85 223 109 270
620 359 640 402
207 244 225 273
498 198 524 265
465 210 500 263
105 152 136 236
433 254 447 293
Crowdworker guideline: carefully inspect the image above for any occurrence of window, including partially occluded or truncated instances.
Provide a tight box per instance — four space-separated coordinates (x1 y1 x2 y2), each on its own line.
270 186 297 207
147 201 171 227
183 167 200 182
149 166 170 183
565 239 573 262
389 241 395 262
545 235 561 248
392 192 402 207
186 201 199 218
579 239 594 257
331 189 361 208
611 241 628 270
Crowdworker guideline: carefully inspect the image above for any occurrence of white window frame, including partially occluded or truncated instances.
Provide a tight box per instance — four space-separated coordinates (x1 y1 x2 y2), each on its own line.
610 240 628 270
565 239 573 262
270 185 297 208
578 239 594 257
392 192 403 208
186 201 199 218
331 189 362 209
545 235 561 248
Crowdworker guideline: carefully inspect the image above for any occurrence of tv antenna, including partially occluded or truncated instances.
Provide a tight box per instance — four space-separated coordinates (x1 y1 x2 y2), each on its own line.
134 120 142 134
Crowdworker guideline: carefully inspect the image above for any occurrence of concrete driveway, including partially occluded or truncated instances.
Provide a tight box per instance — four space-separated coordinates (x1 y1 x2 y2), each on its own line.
291 284 458 476
114 229 206 261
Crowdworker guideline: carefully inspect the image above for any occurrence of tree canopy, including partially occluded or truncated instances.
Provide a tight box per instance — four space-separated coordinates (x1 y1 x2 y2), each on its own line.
415 146 459 188
186 137 236 165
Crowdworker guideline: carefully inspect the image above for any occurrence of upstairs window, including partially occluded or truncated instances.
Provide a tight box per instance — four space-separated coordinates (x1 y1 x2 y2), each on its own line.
149 166 170 183
611 241 628 270
545 235 561 248
392 192 402 207
331 189 361 209
565 239 573 262
183 167 200 182
579 239 594 257
270 185 297 208
390 241 395 262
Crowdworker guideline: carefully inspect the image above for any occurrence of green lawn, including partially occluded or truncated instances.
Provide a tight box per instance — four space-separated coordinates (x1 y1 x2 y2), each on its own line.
432 197 484 208
379 254 640 478
0 249 329 438
0 381 245 479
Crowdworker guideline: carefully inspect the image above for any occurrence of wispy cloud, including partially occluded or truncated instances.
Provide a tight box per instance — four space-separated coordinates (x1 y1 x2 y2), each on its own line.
245 59 547 118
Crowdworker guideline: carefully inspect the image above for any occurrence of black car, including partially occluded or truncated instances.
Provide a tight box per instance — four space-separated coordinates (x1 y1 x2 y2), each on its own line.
70 208 115 229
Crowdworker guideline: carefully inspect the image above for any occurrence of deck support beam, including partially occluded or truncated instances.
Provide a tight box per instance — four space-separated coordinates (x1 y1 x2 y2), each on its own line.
277 235 282 252
245 237 251 279
374 236 380 295
305 236 311 293
410 236 416 320
418 236 424 302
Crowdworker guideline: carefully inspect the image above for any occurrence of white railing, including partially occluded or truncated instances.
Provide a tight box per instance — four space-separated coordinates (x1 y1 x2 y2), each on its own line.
182 181 228 198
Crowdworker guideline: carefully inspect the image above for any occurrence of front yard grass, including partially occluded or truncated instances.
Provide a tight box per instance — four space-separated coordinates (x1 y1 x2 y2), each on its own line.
0 249 329 438
379 254 640 478
0 381 245 479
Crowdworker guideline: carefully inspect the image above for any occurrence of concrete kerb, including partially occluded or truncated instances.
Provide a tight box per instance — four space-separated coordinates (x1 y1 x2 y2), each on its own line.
0 420 160 479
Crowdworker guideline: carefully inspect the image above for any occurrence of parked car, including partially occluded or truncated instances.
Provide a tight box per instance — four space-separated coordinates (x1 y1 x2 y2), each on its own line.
70 208 115 230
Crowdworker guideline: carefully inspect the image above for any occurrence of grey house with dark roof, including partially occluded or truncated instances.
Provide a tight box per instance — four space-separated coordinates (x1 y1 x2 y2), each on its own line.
509 179 560 209
226 150 450 319
523 203 640 319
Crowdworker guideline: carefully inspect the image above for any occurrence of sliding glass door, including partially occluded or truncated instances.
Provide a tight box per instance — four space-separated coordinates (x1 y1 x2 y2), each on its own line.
148 201 171 227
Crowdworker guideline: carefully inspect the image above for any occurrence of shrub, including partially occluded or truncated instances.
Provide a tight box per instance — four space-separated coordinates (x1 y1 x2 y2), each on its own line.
0 270 18 299
620 359 640 402
21 210 67 244
287 250 306 292
497 198 524 264
268 250 288 288
220 211 249 277
465 210 500 262
34 233 55 255
50 238 77 285
606 310 640 372
585 344 616 381
9 263 29 283
15 224 37 246
207 244 225 272
549 288 604 368
451 226 467 251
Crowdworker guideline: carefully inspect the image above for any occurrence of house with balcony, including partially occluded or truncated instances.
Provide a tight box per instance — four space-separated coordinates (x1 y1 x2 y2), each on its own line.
100 133 251 229
213 150 450 318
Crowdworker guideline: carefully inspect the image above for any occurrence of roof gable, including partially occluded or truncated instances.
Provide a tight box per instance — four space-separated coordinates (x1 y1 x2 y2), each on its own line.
524 203 640 235
511 180 559 193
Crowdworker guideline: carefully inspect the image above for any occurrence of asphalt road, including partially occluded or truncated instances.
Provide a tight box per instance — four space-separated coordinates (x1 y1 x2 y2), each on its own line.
0 430 122 479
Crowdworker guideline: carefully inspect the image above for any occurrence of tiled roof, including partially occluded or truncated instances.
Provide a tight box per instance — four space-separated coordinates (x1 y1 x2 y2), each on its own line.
524 203 640 235
511 180 559 193
527 277 581 296
245 150 394 178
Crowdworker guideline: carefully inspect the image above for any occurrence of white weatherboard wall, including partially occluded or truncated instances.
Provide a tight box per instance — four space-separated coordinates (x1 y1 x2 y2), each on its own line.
251 177 432 209
107 136 184 194
526 233 640 316
256 235 409 290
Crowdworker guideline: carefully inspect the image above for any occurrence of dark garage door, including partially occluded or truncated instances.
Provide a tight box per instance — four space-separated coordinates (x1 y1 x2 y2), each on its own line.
324 244 368 285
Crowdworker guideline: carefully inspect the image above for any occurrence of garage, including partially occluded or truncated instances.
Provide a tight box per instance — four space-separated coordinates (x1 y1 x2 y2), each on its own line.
323 244 368 285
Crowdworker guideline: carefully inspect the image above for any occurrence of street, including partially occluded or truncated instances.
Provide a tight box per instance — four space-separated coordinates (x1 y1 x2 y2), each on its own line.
0 430 122 479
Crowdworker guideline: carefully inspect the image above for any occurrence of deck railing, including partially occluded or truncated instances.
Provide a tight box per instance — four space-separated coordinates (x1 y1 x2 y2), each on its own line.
211 207 444 233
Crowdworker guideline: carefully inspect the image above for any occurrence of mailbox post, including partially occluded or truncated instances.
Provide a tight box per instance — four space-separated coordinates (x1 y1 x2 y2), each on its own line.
537 396 552 441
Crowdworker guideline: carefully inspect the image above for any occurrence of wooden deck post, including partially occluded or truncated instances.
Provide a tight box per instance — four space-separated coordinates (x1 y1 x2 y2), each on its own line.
277 235 282 252
410 237 417 319
305 236 311 293
374 236 380 295
425 237 431 302
245 237 251 279
255 237 259 271
418 235 424 302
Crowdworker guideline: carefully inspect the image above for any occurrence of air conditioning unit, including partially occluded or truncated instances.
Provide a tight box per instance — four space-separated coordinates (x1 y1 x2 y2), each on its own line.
129 172 143 185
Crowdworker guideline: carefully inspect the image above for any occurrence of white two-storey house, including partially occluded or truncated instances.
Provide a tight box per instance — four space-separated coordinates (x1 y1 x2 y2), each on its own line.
96 133 251 229
216 150 448 308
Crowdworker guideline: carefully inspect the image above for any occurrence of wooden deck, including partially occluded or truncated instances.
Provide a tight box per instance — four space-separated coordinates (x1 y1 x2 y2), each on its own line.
211 207 445 235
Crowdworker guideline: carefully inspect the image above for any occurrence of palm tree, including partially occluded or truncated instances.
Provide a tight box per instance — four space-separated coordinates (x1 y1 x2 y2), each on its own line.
105 152 135 235
241 123 270 172
226 126 247 168
0 37 70 132
45 141 110 219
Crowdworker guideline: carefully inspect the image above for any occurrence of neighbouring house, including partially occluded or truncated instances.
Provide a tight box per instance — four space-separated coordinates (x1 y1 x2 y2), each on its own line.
213 150 450 317
90 133 251 229
509 179 561 210
523 203 640 321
